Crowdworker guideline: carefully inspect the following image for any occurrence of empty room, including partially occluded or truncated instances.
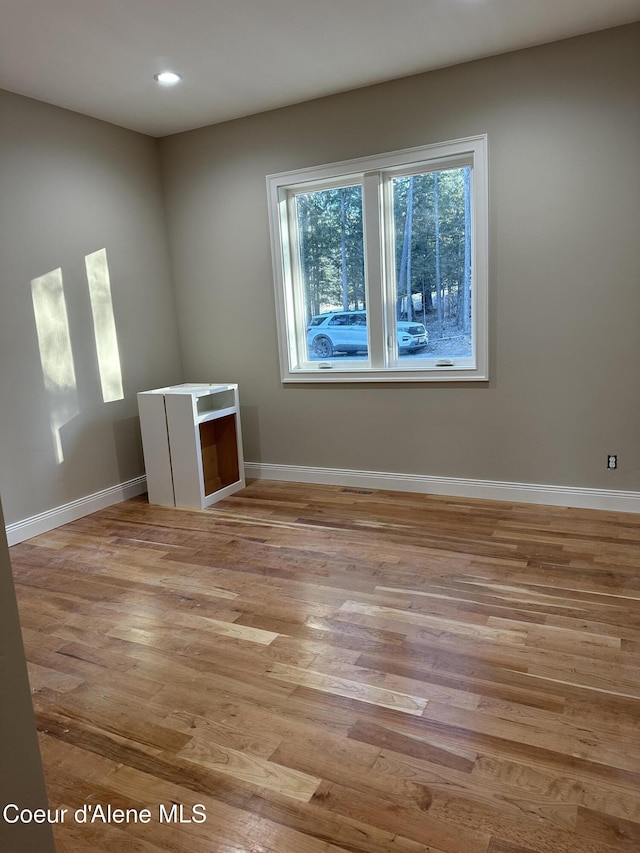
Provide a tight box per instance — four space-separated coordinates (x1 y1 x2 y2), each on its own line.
1 2 639 852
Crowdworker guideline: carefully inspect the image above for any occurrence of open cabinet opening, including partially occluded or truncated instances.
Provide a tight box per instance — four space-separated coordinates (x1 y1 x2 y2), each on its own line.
199 414 240 496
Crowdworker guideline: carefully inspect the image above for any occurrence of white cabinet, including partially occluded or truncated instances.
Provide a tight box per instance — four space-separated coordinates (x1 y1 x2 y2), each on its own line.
138 383 245 509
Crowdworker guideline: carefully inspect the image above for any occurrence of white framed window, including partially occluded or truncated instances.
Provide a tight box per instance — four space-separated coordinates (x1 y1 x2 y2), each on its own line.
266 135 488 382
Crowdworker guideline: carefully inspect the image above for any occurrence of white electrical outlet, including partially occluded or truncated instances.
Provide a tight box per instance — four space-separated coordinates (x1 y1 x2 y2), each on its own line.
607 454 618 469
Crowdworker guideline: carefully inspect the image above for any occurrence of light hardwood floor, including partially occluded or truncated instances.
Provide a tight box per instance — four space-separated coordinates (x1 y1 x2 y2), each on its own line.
9 480 640 852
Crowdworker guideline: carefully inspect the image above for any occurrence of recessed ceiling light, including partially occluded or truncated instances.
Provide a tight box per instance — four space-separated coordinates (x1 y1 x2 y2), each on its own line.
154 71 183 85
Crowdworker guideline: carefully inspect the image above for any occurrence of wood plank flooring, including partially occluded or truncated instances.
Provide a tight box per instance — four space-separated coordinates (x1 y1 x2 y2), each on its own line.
9 480 640 853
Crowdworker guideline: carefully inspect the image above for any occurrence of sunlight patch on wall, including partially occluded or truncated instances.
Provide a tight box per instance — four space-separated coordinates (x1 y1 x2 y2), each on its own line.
31 268 79 463
85 248 124 403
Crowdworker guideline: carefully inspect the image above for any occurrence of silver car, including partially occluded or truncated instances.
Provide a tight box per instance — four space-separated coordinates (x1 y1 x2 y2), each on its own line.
306 310 428 359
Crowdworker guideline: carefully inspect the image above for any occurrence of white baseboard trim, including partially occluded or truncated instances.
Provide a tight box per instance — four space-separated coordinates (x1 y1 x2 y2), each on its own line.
6 476 147 546
6 465 639 547
244 462 640 514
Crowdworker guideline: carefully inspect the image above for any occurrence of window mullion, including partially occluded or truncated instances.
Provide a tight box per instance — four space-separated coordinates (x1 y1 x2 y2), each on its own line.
362 172 385 369
285 192 308 368
380 171 399 365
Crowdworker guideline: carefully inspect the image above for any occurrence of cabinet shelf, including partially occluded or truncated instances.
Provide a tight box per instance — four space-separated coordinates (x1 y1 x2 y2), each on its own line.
138 383 245 509
196 387 237 417
197 405 237 424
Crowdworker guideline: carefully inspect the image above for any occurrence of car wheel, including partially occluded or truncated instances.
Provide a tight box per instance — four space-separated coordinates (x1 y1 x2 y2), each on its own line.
313 335 333 358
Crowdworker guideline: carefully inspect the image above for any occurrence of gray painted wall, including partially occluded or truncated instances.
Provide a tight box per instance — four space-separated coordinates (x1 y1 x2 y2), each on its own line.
0 89 183 525
0 498 55 852
159 24 640 492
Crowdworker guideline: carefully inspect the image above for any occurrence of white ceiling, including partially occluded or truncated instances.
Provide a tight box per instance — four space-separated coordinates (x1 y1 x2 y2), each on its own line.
1 0 639 137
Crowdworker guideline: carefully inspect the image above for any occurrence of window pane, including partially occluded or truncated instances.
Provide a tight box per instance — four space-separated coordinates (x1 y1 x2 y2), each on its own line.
294 185 367 361
392 167 472 361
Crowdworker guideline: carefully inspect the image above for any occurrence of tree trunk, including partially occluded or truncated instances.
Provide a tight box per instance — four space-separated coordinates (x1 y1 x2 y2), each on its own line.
340 190 348 310
398 177 414 320
462 167 471 334
434 173 443 334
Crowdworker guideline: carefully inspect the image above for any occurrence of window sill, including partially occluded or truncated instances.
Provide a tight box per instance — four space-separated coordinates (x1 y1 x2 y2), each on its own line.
280 362 488 383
